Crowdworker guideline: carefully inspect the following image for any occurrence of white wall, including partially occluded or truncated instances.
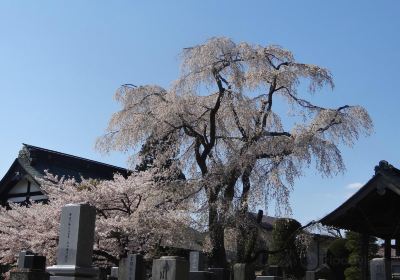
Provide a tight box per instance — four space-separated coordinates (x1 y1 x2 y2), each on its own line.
8 178 28 194
7 177 47 203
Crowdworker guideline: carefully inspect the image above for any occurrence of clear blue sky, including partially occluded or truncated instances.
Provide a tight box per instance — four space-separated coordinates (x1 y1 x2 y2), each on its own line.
1 1 399 225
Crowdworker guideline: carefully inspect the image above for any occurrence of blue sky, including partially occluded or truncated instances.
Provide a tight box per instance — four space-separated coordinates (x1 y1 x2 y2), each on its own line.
0 1 399 225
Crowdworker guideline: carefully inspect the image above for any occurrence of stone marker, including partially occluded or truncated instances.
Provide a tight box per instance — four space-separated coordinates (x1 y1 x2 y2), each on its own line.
47 203 98 280
118 254 144 280
188 252 212 280
17 251 46 271
18 251 34 269
370 258 385 280
233 263 254 280
11 251 49 280
152 256 189 280
110 267 119 279
189 252 206 272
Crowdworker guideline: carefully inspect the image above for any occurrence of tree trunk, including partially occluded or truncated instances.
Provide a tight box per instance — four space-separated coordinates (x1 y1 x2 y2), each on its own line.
208 199 227 268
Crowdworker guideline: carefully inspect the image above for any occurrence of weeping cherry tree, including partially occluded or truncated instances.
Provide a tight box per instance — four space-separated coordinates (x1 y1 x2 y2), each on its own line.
96 37 373 267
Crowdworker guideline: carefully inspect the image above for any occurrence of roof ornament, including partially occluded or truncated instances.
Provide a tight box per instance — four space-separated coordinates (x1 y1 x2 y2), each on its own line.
375 160 393 175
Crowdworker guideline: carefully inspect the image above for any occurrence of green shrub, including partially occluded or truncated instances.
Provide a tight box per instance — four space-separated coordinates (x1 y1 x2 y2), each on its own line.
269 218 305 279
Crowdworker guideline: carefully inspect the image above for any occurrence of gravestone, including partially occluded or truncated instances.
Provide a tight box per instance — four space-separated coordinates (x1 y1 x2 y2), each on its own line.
46 203 98 280
233 263 254 280
370 258 385 280
18 251 34 269
152 256 189 280
11 251 49 280
118 254 144 280
188 252 212 280
189 252 206 272
109 267 118 280
17 251 46 271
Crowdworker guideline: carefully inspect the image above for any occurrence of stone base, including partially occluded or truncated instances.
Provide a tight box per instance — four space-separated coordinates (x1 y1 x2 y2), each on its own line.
47 265 98 277
10 271 50 280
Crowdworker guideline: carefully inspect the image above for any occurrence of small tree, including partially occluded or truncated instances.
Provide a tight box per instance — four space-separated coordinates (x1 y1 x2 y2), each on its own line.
96 37 373 266
269 218 306 279
344 231 378 280
327 238 350 280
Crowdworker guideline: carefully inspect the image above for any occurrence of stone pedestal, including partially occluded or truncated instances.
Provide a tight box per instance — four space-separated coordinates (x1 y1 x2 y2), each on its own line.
152 256 189 280
47 203 98 280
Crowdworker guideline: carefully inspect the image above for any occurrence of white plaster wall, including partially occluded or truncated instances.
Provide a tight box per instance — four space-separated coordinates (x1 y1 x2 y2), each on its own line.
8 197 26 203
8 179 28 194
31 194 48 201
7 178 45 203
30 182 41 192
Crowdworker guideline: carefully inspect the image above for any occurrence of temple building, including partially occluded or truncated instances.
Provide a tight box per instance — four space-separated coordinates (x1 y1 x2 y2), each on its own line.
0 144 130 205
321 160 400 280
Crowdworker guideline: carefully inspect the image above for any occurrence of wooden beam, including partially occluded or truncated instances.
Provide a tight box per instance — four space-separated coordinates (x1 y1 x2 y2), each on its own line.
361 233 369 280
384 238 392 280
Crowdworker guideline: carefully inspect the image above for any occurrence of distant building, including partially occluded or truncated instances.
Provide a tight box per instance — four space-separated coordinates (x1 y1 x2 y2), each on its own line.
0 144 130 205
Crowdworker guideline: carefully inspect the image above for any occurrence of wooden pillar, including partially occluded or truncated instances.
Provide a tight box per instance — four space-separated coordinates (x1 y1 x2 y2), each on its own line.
384 238 392 280
361 233 369 280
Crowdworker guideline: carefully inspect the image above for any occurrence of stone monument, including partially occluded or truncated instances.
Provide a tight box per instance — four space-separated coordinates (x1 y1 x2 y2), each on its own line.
233 263 255 280
108 267 118 280
47 203 98 280
118 254 144 280
152 256 189 280
188 252 213 280
189 252 206 272
370 258 385 280
10 251 49 280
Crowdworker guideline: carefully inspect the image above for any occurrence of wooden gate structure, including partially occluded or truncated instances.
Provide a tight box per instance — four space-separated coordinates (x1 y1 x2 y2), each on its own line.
320 161 400 280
